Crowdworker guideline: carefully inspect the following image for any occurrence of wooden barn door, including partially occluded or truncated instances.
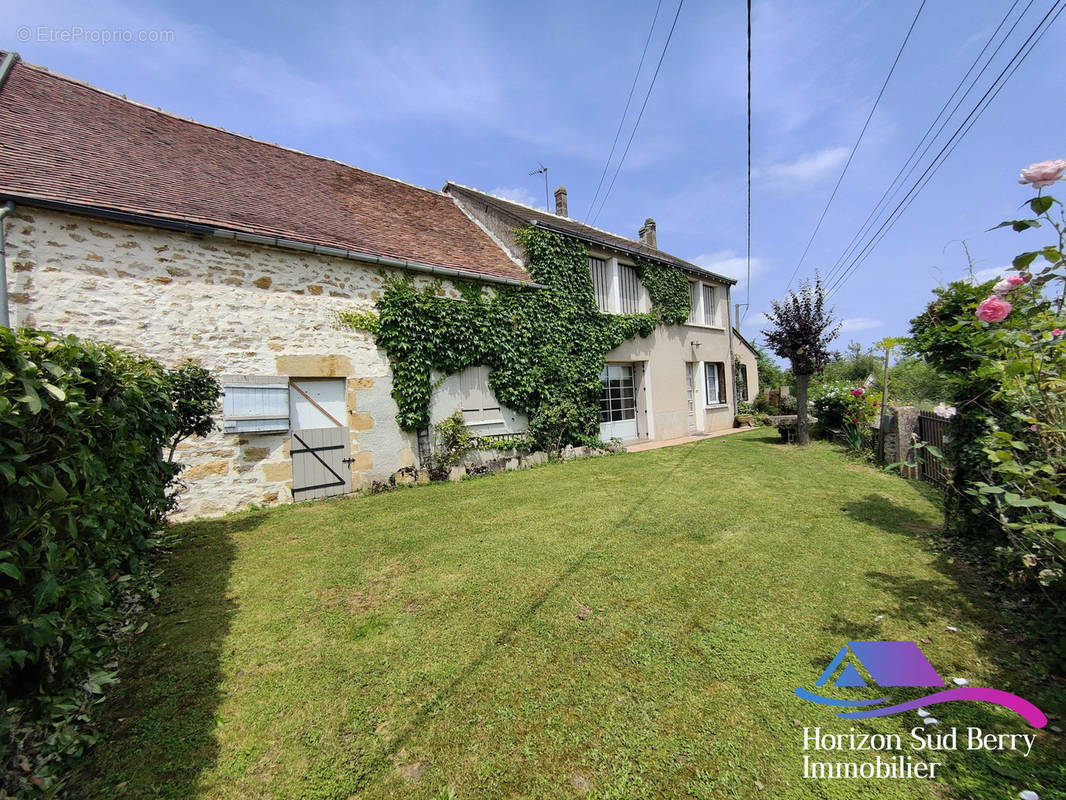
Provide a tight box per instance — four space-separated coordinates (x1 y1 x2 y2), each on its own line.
289 379 351 501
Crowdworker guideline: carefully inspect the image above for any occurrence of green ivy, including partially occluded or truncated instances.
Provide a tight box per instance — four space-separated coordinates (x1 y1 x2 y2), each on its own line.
340 226 690 450
635 257 691 325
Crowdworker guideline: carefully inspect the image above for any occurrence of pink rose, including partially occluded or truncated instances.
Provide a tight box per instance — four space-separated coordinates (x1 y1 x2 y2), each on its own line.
1053 329 1064 337
993 274 1029 296
976 296 1011 323
850 388 864 396
1008 274 1028 286
1019 159 1066 188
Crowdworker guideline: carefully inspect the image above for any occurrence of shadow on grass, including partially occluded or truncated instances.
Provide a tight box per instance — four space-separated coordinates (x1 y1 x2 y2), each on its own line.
74 514 248 797
820 492 1066 797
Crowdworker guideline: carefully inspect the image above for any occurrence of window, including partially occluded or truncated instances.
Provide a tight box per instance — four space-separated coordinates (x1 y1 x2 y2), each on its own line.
459 365 501 424
599 364 636 424
687 279 725 327
589 256 611 312
618 264 640 314
222 376 290 433
704 362 726 405
736 363 749 402
702 283 718 327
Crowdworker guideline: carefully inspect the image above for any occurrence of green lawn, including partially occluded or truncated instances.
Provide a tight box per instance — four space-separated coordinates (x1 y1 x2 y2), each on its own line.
79 430 1064 799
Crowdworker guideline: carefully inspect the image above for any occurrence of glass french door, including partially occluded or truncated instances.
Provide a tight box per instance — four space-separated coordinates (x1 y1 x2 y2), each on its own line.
599 364 638 441
686 363 697 433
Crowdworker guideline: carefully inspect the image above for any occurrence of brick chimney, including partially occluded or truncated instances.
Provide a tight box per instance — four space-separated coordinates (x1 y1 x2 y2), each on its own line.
554 186 568 217
638 218 657 248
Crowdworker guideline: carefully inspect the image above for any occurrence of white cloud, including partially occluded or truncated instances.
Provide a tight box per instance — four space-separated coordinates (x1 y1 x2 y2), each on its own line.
964 266 1005 285
840 317 883 332
691 249 765 289
754 146 850 184
489 186 540 208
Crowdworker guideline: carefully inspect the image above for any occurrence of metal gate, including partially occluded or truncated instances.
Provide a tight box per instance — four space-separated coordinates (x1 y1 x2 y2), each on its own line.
291 426 351 500
916 411 950 488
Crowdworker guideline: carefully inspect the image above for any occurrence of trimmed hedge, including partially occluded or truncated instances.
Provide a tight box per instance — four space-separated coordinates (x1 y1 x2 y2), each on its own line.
0 328 217 794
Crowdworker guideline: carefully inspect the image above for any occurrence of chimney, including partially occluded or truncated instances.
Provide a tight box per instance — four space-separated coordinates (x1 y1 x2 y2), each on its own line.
638 218 657 249
553 185 568 217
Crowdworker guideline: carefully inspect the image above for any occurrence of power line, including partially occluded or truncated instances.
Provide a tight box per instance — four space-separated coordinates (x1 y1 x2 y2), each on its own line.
590 0 685 226
744 0 752 323
820 0 1030 289
782 0 926 293
825 0 1065 299
584 0 663 221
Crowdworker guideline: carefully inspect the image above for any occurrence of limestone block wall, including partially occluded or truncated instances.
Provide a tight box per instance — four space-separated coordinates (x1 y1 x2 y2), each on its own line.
4 206 467 519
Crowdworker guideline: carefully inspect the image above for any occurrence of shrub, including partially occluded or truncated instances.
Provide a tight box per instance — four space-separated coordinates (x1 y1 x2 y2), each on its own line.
433 411 476 470
0 328 218 794
778 393 798 414
909 167 1066 664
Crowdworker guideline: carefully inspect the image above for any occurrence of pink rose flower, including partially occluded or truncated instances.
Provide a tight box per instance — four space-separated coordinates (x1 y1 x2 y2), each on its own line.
850 388 864 396
976 296 1011 323
993 274 1029 296
1053 328 1063 337
1019 159 1066 188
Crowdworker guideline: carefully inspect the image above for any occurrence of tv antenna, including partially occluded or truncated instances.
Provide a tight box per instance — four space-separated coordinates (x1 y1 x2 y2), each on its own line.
528 163 549 210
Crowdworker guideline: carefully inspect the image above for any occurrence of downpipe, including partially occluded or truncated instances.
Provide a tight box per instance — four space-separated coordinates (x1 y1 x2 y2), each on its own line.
0 201 14 328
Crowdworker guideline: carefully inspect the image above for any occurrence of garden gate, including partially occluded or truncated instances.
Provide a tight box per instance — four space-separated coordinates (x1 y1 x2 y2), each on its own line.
916 411 950 489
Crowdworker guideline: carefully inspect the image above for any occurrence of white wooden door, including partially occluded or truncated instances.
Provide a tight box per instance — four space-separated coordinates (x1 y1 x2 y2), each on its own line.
686 363 696 433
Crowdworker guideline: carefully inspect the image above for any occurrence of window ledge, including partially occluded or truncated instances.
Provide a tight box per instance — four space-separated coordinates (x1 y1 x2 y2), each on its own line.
704 403 730 410
684 323 726 331
465 418 506 427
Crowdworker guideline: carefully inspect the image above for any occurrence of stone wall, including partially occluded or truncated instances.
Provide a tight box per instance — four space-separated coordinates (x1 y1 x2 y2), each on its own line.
5 206 469 519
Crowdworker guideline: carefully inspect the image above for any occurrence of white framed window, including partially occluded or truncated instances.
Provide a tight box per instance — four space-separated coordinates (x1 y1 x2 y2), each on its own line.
702 284 718 326
589 256 611 312
688 281 700 324
459 365 501 424
618 264 641 314
589 255 647 315
686 279 726 328
704 362 726 405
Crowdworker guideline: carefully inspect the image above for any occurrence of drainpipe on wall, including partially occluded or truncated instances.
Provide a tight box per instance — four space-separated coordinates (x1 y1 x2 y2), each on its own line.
726 285 737 416
0 201 14 329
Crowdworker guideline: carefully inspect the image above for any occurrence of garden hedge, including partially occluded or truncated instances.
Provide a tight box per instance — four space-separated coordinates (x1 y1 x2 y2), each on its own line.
0 327 216 794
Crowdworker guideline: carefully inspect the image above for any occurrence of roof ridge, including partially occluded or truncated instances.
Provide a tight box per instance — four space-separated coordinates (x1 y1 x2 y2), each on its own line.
444 181 654 248
11 57 451 201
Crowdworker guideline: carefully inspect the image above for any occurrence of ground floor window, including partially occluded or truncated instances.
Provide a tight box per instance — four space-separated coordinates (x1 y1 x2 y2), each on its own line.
736 363 749 402
600 364 636 423
704 362 726 405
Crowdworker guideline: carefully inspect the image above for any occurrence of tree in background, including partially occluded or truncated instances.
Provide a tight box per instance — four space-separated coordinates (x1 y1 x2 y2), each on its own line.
753 342 786 394
822 341 881 385
763 280 839 445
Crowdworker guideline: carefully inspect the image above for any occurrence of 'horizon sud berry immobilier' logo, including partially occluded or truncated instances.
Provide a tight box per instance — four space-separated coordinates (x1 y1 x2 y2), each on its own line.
794 640 1046 728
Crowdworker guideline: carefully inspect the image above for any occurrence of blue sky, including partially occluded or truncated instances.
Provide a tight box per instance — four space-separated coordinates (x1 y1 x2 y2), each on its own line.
7 0 1066 355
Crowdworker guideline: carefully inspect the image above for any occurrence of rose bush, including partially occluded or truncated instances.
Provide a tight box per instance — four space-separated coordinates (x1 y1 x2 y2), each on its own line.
911 159 1066 663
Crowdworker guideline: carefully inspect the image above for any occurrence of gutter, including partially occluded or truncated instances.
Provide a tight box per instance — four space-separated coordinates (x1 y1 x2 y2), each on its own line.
0 201 12 327
0 51 19 93
0 194 546 291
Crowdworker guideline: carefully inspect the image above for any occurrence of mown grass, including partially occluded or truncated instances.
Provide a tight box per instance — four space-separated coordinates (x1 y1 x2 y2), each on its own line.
77 430 1064 799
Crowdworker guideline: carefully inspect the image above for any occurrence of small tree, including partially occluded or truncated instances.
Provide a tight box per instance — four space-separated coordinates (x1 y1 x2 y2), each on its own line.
763 280 839 445
166 362 221 461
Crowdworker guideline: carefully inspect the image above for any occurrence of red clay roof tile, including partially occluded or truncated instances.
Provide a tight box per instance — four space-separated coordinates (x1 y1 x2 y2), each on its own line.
0 57 530 283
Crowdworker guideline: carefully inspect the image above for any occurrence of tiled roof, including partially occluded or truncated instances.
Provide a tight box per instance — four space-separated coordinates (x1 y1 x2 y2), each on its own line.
0 55 530 284
443 182 736 285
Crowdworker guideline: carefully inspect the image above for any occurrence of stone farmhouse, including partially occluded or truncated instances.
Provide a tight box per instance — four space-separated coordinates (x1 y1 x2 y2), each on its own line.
0 53 757 518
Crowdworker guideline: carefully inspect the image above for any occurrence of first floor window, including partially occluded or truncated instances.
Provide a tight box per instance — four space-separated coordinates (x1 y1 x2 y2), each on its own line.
704 362 726 405
589 257 611 312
